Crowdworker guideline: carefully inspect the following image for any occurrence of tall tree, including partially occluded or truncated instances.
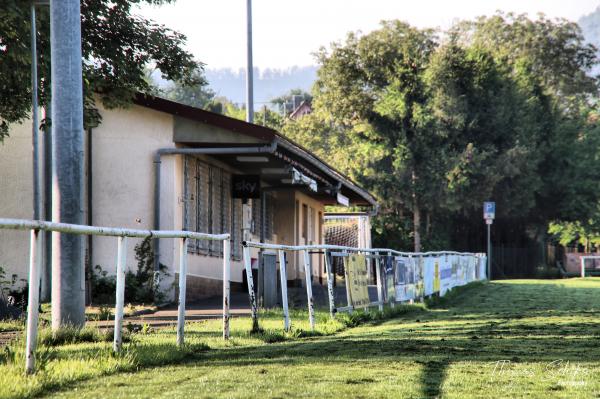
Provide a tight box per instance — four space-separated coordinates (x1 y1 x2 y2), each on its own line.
163 67 219 110
284 14 600 259
0 0 201 140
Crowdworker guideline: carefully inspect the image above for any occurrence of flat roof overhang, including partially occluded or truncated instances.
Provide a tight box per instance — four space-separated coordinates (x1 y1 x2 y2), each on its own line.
134 93 378 208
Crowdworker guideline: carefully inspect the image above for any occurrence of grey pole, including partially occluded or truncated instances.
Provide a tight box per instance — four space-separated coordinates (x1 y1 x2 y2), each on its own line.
33 0 51 301
31 4 42 222
50 0 86 328
245 0 254 123
487 223 491 280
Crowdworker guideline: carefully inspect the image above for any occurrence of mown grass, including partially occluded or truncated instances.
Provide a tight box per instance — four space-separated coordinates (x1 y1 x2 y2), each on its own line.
0 303 417 399
5 279 600 398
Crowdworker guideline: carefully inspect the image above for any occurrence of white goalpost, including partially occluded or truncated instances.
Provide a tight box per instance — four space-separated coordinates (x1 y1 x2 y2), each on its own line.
580 256 600 277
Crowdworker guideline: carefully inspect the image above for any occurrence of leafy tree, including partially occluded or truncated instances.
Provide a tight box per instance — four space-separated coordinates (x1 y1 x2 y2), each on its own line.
285 14 600 258
163 67 222 111
305 21 440 251
0 0 200 140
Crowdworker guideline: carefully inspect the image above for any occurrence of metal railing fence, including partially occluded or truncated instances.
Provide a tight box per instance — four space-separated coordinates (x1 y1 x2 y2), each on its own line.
242 241 486 332
0 218 231 374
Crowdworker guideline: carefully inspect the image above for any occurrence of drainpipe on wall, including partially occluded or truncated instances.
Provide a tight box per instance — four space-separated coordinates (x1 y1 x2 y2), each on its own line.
152 143 277 280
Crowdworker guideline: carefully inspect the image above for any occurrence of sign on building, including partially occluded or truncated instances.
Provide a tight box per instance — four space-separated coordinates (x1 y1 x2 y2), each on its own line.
232 175 261 199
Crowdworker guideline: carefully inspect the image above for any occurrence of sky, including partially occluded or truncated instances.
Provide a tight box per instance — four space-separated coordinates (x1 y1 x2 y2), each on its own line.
138 0 600 70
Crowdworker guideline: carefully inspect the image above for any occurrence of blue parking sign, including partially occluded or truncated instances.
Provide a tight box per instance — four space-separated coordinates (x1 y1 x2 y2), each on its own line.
483 202 495 220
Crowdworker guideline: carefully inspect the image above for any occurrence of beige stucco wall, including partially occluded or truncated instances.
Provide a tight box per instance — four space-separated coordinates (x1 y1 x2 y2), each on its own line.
295 191 326 283
0 119 37 289
90 104 174 282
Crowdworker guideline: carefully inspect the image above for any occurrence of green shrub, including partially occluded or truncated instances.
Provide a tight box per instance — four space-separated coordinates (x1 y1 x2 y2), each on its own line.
89 237 170 305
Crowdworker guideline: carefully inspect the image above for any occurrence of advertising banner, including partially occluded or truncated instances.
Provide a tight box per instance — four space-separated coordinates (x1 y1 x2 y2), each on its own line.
424 257 434 296
345 254 370 308
383 256 395 302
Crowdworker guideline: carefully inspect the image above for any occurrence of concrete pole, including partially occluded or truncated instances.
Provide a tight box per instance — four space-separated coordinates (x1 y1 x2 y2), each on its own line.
50 0 86 329
245 0 254 123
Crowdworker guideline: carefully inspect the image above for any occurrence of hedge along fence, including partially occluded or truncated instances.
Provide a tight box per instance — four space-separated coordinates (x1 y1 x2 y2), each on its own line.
0 218 231 375
242 241 487 333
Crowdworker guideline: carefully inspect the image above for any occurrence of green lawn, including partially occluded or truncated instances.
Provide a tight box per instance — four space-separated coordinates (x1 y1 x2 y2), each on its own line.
4 279 600 398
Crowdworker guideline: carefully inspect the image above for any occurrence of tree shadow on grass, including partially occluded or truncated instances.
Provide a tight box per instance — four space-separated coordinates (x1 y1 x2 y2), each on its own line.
28 280 600 398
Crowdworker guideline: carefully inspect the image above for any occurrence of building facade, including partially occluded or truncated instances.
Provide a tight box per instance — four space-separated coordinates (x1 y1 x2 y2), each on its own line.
0 94 377 302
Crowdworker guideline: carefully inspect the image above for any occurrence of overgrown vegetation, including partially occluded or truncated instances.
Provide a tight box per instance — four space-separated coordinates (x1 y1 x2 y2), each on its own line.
0 266 27 313
88 238 169 305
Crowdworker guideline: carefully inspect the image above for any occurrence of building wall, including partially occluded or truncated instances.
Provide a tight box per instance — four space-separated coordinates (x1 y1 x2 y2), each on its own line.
92 109 248 301
0 119 36 288
90 104 175 282
294 191 326 283
0 105 337 301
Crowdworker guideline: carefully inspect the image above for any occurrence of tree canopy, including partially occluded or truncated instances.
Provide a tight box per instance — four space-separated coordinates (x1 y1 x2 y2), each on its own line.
282 13 600 254
0 0 200 140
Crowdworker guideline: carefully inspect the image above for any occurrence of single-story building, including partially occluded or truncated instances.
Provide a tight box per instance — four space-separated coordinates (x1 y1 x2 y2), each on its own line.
0 94 377 303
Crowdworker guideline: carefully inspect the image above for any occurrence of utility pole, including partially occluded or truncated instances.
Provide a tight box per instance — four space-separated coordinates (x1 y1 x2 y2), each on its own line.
246 0 254 123
50 0 86 328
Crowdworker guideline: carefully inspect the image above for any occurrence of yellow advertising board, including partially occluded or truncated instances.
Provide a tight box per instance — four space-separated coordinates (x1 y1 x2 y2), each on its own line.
433 261 440 293
345 254 370 308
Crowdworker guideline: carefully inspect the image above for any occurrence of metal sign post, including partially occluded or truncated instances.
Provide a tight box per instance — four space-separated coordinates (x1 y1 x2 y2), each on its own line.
483 202 495 280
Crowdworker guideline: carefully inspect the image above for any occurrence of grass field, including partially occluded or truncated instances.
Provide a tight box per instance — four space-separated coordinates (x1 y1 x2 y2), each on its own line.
4 279 600 398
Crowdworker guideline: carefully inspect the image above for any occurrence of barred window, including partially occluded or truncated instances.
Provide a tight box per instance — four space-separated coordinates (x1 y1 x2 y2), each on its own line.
251 194 274 241
184 156 241 259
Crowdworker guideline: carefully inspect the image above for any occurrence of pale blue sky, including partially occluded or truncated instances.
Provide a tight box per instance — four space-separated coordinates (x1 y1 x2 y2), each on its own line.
138 0 600 69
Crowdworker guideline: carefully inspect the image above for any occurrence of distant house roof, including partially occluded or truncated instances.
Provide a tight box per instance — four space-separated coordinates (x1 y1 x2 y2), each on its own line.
289 101 312 119
133 93 377 208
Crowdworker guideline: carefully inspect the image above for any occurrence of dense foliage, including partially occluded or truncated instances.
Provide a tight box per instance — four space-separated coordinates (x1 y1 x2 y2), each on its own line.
282 14 600 256
0 0 200 139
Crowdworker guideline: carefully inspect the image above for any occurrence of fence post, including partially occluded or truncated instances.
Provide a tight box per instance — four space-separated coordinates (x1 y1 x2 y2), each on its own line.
581 256 586 278
113 236 127 352
324 250 336 318
302 250 315 330
343 252 353 314
25 229 41 374
278 250 290 331
375 254 384 312
177 237 188 347
242 245 259 331
223 239 231 340
388 251 395 308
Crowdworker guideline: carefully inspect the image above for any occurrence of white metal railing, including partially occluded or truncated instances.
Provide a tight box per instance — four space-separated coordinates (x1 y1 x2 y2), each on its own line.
580 256 600 277
0 218 231 374
242 241 486 332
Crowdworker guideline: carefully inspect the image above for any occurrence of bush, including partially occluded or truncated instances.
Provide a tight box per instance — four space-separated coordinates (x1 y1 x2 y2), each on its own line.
89 237 170 305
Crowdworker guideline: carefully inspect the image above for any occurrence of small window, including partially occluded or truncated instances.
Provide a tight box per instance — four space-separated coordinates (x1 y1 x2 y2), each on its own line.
251 194 274 241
